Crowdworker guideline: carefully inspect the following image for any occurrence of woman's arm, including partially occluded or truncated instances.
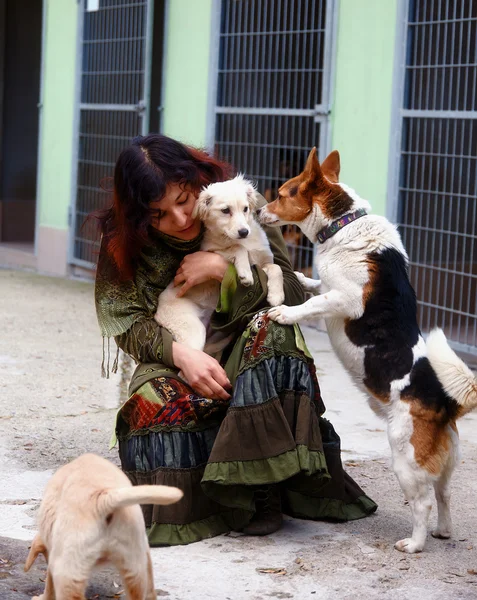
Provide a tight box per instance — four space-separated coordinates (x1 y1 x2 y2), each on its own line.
114 317 175 366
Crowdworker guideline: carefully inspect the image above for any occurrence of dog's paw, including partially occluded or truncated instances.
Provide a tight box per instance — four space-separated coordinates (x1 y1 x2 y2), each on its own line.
431 527 451 539
267 305 299 325
267 290 285 307
294 271 321 292
239 273 254 287
294 271 309 286
394 538 424 553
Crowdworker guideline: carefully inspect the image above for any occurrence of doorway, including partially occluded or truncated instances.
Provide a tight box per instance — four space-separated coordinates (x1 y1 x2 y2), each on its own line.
0 0 43 247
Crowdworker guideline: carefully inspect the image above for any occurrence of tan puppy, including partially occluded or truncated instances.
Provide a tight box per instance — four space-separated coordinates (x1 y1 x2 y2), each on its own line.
24 453 182 600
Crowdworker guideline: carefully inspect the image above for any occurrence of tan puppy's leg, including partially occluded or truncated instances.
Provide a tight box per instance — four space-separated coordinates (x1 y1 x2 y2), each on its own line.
145 551 157 600
51 574 87 600
31 569 54 600
119 565 150 600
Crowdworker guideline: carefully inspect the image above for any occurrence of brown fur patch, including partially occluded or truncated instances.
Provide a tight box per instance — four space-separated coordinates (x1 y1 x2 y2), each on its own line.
266 149 353 223
406 398 453 476
370 390 390 404
361 254 380 305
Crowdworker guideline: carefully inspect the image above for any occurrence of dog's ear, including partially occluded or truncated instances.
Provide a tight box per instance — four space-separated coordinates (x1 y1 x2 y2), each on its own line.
193 191 212 220
302 147 323 184
321 150 340 183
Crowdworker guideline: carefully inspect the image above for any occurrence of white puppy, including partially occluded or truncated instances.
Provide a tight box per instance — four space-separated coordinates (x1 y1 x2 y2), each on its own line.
155 175 284 353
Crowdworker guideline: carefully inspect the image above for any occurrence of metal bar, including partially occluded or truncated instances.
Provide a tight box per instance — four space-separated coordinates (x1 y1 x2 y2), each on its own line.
215 106 318 115
142 0 154 133
79 103 143 110
68 2 86 266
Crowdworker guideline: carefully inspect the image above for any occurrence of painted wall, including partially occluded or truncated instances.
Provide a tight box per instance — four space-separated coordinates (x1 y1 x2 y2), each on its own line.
37 0 78 231
162 0 213 147
331 0 398 216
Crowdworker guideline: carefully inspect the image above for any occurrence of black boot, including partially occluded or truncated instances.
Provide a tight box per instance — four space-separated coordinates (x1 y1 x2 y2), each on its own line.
242 485 283 536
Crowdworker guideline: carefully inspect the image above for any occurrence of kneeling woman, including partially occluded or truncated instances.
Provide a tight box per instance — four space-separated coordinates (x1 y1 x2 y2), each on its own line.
95 133 377 545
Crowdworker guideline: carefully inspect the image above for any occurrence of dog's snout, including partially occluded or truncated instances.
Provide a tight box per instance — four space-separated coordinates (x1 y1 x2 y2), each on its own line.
238 228 249 239
256 208 262 217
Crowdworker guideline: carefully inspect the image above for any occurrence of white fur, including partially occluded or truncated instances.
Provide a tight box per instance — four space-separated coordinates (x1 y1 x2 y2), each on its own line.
260 180 477 553
427 328 477 413
155 176 284 354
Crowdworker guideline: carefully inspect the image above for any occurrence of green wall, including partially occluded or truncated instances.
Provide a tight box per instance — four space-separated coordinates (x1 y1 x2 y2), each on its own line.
331 0 397 216
162 0 213 147
37 0 78 230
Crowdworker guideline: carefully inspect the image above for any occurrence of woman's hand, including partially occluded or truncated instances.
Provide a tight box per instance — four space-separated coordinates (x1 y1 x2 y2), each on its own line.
172 342 232 400
174 251 228 297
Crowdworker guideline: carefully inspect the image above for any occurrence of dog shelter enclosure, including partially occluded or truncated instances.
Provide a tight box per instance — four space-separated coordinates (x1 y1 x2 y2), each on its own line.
67 0 476 356
389 0 477 355
70 0 166 266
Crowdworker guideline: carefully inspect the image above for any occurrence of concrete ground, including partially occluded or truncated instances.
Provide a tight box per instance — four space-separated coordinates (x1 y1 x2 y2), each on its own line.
1 267 477 600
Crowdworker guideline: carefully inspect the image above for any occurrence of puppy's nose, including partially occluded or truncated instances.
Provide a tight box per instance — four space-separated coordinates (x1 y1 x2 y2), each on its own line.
256 208 262 217
238 228 249 238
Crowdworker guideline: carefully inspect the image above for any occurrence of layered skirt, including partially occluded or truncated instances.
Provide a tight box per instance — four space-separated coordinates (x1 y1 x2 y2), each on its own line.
116 311 377 545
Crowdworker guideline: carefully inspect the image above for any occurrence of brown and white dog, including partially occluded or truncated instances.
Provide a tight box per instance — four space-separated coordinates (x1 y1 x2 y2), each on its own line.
259 148 477 553
24 454 182 599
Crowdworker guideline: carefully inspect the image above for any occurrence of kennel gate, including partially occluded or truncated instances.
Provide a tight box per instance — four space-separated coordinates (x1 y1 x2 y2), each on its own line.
69 0 153 267
389 0 477 355
210 0 337 277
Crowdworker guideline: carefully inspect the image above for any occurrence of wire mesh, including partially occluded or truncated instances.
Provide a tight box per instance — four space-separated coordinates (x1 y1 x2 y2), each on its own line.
398 0 477 353
214 0 331 275
72 0 148 265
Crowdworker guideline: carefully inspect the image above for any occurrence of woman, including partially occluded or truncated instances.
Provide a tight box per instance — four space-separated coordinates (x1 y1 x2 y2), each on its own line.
95 133 377 546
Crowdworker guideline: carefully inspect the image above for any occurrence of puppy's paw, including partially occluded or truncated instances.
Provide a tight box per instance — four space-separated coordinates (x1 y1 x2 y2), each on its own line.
431 527 451 539
267 305 299 325
239 273 254 287
394 537 424 553
267 290 285 307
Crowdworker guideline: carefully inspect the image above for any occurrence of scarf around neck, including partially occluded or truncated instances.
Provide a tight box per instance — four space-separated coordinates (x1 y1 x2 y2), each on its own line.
94 227 204 340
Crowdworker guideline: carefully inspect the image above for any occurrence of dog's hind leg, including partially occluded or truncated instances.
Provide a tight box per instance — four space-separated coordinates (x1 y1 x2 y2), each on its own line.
31 568 55 600
431 432 458 539
50 574 87 600
119 563 152 600
392 453 432 553
262 263 284 306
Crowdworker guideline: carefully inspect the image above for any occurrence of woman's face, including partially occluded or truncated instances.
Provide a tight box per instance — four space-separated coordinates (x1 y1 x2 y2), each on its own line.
150 183 201 240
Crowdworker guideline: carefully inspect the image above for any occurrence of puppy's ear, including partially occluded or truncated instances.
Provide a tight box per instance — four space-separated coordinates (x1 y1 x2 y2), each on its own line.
193 191 212 220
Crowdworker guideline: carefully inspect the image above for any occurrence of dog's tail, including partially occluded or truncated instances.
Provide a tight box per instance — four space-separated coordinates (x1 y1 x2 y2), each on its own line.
98 484 183 517
24 534 47 572
426 328 477 416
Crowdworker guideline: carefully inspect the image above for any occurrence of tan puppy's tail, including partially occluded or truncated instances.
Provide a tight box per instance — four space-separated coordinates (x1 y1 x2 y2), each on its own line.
98 485 183 516
427 328 477 416
24 534 47 572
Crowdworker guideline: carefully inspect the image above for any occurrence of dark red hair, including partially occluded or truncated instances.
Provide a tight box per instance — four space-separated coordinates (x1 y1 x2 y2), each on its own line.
96 134 233 280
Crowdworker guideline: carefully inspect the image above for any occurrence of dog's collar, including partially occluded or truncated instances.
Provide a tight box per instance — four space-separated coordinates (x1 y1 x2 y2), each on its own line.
316 208 367 244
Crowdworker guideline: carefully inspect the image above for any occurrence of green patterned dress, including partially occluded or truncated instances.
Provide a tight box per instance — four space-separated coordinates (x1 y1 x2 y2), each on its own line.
95 200 377 546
